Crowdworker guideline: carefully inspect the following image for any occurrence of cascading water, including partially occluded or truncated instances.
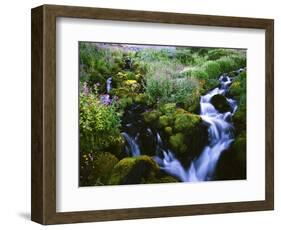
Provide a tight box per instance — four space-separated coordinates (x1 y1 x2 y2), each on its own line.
120 73 239 183
106 77 112 93
157 74 237 182
122 132 141 156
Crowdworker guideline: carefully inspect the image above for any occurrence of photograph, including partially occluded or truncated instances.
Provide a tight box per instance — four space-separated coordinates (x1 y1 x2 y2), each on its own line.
79 42 247 186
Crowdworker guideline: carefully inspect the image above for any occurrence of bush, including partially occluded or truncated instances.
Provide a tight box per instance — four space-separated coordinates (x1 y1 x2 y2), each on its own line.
216 56 236 73
145 74 200 108
188 68 209 80
202 61 222 79
207 49 235 60
175 49 195 65
79 93 121 153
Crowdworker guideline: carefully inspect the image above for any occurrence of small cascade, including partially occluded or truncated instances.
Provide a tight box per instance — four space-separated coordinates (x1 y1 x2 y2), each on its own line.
106 77 112 93
122 132 141 156
120 72 240 183
157 75 237 182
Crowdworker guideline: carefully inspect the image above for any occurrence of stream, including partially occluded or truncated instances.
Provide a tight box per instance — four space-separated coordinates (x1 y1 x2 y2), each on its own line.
107 73 238 182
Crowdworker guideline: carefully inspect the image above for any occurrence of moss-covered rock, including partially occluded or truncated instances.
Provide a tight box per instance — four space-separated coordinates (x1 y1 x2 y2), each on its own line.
159 115 171 128
110 87 131 98
133 93 148 104
164 126 173 135
169 133 187 154
108 155 181 185
80 152 119 186
229 81 241 98
108 155 159 185
118 97 134 110
148 107 208 166
142 110 161 123
228 71 246 100
210 94 232 113
233 105 246 135
215 132 246 180
159 103 177 115
105 135 126 159
174 110 202 133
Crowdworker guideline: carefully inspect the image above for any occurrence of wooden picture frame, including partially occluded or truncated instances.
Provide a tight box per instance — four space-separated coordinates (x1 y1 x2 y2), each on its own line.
31 4 274 225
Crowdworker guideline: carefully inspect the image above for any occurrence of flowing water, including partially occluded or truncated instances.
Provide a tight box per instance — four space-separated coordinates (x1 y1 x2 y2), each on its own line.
106 77 112 93
121 74 238 182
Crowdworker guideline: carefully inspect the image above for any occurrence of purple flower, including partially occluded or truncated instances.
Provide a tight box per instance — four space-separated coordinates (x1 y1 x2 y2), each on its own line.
100 94 112 105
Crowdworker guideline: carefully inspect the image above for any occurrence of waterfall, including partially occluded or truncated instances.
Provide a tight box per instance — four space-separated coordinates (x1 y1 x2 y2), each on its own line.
157 75 236 182
120 73 239 183
122 132 140 156
106 77 112 93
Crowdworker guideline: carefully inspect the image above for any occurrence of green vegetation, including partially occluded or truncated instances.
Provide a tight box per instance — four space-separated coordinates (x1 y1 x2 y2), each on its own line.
108 155 178 185
79 93 121 153
80 152 119 186
79 43 247 186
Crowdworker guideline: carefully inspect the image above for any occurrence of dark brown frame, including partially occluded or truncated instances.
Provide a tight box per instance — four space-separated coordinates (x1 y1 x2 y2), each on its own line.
31 4 274 225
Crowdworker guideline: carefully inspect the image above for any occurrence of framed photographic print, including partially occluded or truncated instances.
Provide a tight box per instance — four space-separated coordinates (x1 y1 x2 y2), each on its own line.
31 4 274 225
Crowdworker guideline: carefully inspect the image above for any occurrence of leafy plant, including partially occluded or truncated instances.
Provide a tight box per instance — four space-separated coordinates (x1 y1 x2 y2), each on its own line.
79 93 121 153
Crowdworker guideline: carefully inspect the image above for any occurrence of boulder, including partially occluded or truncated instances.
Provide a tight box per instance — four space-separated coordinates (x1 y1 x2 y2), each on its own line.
215 132 246 180
142 110 161 123
80 152 119 186
210 94 232 113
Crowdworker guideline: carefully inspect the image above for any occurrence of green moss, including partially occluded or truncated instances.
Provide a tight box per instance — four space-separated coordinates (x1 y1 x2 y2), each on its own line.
108 155 159 185
80 152 119 186
229 71 246 100
210 94 232 113
164 126 173 135
229 81 241 98
215 131 246 180
105 135 126 159
174 111 201 133
159 115 170 128
159 103 177 115
143 110 161 123
111 87 131 98
169 133 187 154
118 97 133 109
134 93 148 104
233 132 246 159
233 105 246 135
124 79 141 92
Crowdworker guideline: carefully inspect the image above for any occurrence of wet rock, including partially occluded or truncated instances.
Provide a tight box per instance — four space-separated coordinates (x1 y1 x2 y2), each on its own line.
210 94 232 113
108 155 159 185
215 132 246 180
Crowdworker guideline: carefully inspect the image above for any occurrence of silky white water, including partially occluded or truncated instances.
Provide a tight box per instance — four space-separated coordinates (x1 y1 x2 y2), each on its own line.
156 75 237 182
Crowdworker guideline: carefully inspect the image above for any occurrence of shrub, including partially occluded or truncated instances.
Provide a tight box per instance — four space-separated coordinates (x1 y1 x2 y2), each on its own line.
189 68 209 80
79 93 121 153
207 49 235 60
202 61 222 79
175 49 195 65
216 56 236 73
